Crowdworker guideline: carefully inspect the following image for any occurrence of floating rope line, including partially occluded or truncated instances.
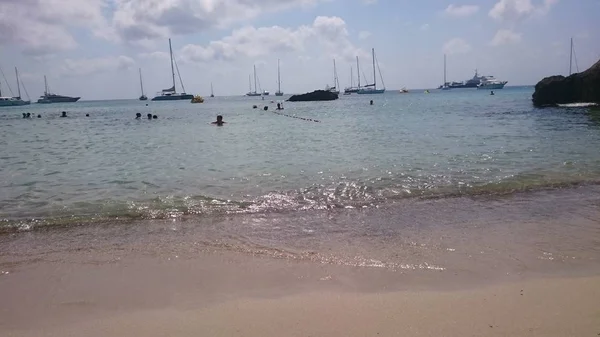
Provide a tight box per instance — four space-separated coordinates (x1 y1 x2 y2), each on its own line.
272 109 320 122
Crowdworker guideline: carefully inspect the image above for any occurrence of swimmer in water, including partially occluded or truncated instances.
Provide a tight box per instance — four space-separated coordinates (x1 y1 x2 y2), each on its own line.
211 115 226 126
147 113 152 119
61 111 67 117
370 100 373 105
136 113 142 119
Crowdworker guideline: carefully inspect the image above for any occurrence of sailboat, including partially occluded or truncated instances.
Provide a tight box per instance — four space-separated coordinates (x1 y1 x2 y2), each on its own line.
152 38 193 101
569 37 579 76
344 56 361 94
441 54 450 90
210 82 214 98
326 59 340 94
275 59 283 96
357 48 385 94
138 68 147 101
246 65 264 96
37 75 80 103
0 67 30 106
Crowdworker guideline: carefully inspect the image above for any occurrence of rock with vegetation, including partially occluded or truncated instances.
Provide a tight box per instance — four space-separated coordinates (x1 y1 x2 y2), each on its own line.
287 90 338 102
532 58 600 107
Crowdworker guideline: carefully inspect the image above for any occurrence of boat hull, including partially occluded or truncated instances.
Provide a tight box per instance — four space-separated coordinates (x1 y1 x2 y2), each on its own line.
275 92 283 96
139 95 148 101
37 96 80 103
246 93 262 97
477 82 507 90
0 99 30 107
151 94 194 101
357 89 385 94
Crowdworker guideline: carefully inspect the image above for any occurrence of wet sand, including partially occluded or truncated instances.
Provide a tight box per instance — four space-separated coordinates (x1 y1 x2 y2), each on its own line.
1 186 600 336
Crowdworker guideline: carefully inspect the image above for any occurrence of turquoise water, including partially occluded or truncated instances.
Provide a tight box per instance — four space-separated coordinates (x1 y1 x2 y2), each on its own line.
2 87 600 230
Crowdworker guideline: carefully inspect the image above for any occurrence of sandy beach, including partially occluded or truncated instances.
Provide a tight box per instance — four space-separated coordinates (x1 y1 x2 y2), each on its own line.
2 187 600 336
2 267 599 337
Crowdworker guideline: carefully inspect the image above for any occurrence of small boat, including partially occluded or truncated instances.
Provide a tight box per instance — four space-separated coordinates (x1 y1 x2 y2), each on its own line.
399 88 409 93
191 95 204 103
275 59 283 96
476 76 507 90
210 82 214 98
138 68 147 101
357 48 385 94
37 75 80 103
151 39 194 101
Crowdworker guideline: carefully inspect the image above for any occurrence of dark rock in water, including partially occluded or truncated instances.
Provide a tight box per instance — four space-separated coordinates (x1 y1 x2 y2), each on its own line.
532 58 600 107
287 90 338 102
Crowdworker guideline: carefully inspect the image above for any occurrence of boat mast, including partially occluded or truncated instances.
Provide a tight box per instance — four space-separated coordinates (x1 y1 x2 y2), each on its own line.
43 75 48 95
169 38 176 93
356 56 360 88
277 59 281 93
569 37 573 76
139 68 145 96
15 67 21 99
253 65 257 94
372 48 376 90
444 54 447 86
211 82 214 95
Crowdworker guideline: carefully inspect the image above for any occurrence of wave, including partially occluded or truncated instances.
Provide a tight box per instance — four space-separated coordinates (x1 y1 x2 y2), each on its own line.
557 102 598 108
2 170 600 233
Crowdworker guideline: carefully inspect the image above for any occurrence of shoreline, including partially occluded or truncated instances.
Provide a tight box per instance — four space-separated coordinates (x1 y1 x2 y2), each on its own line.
1 185 600 335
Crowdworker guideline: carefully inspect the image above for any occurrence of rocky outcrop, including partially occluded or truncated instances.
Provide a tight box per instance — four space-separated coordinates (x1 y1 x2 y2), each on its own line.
287 90 338 102
532 58 600 107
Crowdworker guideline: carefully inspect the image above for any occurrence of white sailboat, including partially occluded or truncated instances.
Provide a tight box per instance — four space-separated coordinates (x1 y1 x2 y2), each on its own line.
138 68 147 100
151 38 193 101
441 54 450 90
569 37 579 76
0 67 30 107
275 59 283 96
344 56 361 94
210 82 214 98
247 65 268 96
357 48 385 94
326 59 340 94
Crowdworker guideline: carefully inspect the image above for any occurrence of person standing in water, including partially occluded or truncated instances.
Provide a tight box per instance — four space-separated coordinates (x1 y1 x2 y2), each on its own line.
212 115 226 126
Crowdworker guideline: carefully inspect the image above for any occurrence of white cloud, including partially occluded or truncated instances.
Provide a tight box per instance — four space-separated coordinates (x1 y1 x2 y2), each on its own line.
489 0 558 22
420 23 430 31
138 51 171 61
61 56 136 76
109 0 329 43
358 31 372 40
444 4 480 17
0 0 108 55
490 29 522 46
443 38 472 55
179 16 367 64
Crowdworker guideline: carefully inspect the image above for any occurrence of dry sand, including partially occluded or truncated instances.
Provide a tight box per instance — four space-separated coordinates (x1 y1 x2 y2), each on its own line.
2 271 599 337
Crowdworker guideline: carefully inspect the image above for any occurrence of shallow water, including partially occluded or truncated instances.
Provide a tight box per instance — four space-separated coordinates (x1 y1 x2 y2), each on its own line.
1 87 600 230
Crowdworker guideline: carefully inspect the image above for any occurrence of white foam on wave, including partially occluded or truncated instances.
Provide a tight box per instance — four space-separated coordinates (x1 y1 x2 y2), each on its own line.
557 102 598 107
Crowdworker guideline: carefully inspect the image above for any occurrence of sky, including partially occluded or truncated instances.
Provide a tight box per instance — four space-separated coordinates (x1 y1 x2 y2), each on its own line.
0 0 599 100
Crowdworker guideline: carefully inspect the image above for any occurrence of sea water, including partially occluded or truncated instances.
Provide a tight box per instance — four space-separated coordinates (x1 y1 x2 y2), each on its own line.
2 87 600 229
